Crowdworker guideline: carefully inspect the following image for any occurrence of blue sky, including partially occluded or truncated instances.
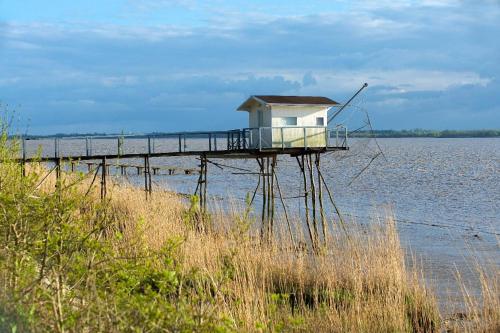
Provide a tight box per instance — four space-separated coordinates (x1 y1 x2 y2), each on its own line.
0 0 499 134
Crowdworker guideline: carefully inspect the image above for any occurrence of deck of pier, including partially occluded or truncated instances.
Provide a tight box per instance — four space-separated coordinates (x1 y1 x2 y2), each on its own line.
18 127 349 162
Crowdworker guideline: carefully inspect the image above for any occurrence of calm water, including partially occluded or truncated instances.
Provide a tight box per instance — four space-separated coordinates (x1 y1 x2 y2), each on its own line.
26 137 500 310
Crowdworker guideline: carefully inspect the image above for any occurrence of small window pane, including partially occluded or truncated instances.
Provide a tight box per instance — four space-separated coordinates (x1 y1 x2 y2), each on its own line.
277 117 297 126
316 117 325 126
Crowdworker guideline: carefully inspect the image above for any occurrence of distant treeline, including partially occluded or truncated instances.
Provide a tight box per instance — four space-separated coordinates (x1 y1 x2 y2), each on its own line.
349 129 500 138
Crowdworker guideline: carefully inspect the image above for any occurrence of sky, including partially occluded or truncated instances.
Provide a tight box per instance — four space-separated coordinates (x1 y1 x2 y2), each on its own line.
0 0 499 134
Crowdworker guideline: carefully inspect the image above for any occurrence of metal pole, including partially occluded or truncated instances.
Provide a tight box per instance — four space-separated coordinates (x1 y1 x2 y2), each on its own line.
328 83 368 123
242 129 247 149
208 133 212 151
54 138 59 158
344 126 348 147
21 138 26 177
258 128 262 150
178 134 182 152
303 127 307 148
100 157 107 200
281 127 284 150
22 138 26 160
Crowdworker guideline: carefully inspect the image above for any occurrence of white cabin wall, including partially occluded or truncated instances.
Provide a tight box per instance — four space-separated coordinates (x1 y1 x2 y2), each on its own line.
248 105 259 128
270 105 329 126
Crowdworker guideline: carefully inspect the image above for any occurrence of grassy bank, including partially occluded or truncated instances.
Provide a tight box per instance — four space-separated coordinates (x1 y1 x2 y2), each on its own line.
0 134 498 332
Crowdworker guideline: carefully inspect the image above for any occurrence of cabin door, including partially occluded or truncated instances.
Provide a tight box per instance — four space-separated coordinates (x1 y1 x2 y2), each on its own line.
258 110 264 127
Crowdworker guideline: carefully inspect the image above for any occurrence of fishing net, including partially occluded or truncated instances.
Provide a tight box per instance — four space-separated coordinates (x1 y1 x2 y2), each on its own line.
327 93 386 186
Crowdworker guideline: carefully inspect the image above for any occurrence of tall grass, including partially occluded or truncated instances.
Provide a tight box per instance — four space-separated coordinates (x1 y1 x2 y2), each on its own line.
0 131 497 332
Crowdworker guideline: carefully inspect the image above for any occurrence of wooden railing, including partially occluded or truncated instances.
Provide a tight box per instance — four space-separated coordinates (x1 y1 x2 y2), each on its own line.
19 126 347 159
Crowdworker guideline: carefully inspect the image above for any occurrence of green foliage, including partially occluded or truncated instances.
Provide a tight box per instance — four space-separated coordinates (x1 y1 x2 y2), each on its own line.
0 131 233 332
182 195 211 232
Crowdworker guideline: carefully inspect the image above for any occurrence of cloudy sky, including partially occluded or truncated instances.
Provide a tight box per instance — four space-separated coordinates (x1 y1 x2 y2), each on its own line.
1 0 499 134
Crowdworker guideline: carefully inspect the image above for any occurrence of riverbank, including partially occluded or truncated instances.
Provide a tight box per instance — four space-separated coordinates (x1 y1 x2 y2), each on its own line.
0 144 498 332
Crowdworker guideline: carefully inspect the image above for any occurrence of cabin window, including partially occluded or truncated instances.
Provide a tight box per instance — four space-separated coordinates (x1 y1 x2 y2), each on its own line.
276 117 297 126
316 117 325 126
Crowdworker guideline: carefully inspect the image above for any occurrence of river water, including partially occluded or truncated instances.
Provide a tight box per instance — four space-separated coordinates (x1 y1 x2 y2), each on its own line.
25 137 500 311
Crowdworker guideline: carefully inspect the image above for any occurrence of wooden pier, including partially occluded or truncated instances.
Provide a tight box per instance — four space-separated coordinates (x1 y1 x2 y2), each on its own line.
17 126 349 251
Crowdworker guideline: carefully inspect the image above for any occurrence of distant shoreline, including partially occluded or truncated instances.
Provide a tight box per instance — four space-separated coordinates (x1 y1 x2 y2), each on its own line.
349 129 500 138
14 129 500 139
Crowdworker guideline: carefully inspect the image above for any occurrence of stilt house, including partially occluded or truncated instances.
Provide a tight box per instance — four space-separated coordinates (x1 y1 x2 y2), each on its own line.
237 95 339 148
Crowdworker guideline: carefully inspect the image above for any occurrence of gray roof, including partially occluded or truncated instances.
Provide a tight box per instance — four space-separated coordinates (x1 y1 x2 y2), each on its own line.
237 95 339 111
254 95 339 105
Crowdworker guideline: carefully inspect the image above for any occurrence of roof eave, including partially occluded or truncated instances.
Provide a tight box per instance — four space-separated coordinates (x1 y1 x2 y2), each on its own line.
267 103 338 108
237 96 268 111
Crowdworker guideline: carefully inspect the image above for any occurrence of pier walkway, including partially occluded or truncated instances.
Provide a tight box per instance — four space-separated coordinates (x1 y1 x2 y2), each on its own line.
19 126 348 162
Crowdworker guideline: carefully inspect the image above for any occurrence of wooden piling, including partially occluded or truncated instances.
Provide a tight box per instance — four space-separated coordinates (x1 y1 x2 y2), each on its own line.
269 156 276 239
260 158 267 240
297 155 315 250
55 159 61 191
100 157 107 200
307 154 319 242
316 153 327 245
144 156 152 199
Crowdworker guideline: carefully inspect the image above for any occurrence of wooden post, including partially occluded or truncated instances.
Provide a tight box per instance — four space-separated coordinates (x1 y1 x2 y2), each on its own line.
100 157 107 200
118 137 123 156
308 154 319 242
270 155 276 239
21 138 26 177
316 153 327 245
258 158 266 241
54 138 59 159
85 137 91 156
203 155 207 210
144 156 152 199
266 158 271 240
55 158 61 190
297 155 315 250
